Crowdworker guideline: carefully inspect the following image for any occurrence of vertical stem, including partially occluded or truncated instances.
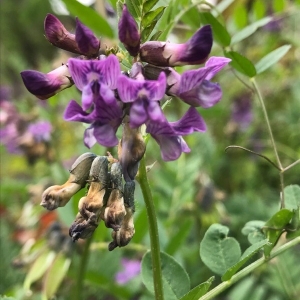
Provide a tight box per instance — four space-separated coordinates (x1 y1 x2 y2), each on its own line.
74 235 93 300
251 78 282 170
138 156 164 300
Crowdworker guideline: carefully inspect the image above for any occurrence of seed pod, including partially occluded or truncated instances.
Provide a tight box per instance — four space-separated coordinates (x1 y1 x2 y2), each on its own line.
40 153 97 210
78 156 109 224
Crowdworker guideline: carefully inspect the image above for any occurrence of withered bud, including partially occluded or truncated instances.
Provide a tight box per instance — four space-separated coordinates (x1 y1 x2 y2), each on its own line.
101 163 126 231
78 156 109 224
69 213 98 242
108 207 135 251
40 152 97 210
118 122 146 182
124 181 135 209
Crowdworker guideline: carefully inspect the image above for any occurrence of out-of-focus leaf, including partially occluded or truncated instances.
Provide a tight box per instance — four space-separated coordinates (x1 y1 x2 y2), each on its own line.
286 208 300 239
284 185 300 210
233 4 248 28
43 253 71 299
242 220 266 244
253 0 266 19
231 17 272 45
200 12 231 47
222 239 269 281
200 224 241 276
180 7 201 29
273 0 285 12
23 251 56 289
143 0 159 13
212 0 235 17
164 219 192 256
150 30 163 41
142 251 190 299
141 7 165 29
179 277 214 300
225 51 257 77
255 45 291 74
263 209 294 257
61 0 114 38
125 0 142 19
141 20 159 43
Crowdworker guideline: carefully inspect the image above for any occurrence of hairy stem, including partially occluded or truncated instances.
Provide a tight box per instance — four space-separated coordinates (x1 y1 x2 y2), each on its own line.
199 237 300 300
138 156 164 300
74 235 94 300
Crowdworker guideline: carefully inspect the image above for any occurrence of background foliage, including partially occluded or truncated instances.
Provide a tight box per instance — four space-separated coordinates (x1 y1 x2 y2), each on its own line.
1 0 299 299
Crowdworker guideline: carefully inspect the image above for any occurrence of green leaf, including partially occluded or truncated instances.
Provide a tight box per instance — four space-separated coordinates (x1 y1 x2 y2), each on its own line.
231 17 272 45
225 51 257 77
43 253 71 299
286 208 300 239
273 0 285 12
199 12 231 47
222 239 269 281
233 4 248 28
180 277 214 300
143 0 159 13
253 0 266 19
180 7 201 29
242 220 266 244
141 251 190 299
284 185 300 210
200 224 241 276
255 45 291 74
141 6 165 29
212 0 235 17
61 0 114 38
141 21 158 43
263 209 294 257
150 30 163 41
24 251 56 289
125 0 142 19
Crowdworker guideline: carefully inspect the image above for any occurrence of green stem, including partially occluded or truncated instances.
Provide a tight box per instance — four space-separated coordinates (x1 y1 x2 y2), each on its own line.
74 235 94 300
138 156 164 300
283 159 300 172
199 237 300 300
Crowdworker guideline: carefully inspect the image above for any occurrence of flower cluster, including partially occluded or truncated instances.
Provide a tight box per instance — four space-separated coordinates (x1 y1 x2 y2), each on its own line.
20 6 230 248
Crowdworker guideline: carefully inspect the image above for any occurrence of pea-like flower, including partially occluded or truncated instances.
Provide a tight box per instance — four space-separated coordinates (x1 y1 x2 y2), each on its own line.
140 25 212 66
147 107 206 161
118 5 140 57
20 65 73 100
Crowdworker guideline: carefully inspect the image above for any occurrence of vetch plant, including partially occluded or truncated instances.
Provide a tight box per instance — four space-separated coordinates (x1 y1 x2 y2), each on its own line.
19 1 300 300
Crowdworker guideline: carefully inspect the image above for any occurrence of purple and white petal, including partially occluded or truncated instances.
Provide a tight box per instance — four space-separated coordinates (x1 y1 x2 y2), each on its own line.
68 58 92 90
117 75 141 103
129 100 148 128
204 56 231 80
147 101 165 123
93 122 119 147
145 72 167 100
101 55 121 89
84 126 97 148
170 107 206 134
64 100 95 123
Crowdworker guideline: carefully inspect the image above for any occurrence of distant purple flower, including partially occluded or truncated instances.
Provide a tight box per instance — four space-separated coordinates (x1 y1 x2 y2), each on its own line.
147 107 206 161
117 71 167 128
0 123 21 154
68 55 120 110
75 18 100 57
27 121 52 142
20 65 73 100
64 84 122 148
168 56 231 108
231 94 253 130
140 25 213 66
118 5 140 57
115 259 141 284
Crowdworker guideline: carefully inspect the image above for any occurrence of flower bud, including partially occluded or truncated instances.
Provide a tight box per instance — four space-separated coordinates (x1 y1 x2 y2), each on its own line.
118 5 140 57
40 153 97 210
20 65 73 100
69 213 98 241
101 163 126 231
44 14 80 54
118 122 146 182
77 156 109 224
75 18 100 57
140 25 212 66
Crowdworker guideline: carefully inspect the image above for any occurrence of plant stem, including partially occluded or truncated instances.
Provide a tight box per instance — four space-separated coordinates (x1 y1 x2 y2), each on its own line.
74 235 94 300
199 237 300 300
138 156 164 300
283 159 300 172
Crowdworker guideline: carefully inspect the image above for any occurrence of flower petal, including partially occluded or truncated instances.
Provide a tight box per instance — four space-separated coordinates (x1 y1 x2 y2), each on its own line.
129 100 148 128
84 126 97 148
145 72 166 100
93 122 119 147
64 100 94 123
117 75 141 103
204 56 231 80
147 101 165 123
68 59 91 91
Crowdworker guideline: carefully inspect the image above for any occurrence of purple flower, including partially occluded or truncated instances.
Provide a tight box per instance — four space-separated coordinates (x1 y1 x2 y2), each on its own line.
117 70 167 128
44 14 100 57
115 259 141 284
20 65 73 100
231 94 253 130
118 5 140 57
27 121 52 142
147 107 206 161
64 84 122 148
75 18 100 57
68 55 120 110
139 25 213 66
168 56 231 108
